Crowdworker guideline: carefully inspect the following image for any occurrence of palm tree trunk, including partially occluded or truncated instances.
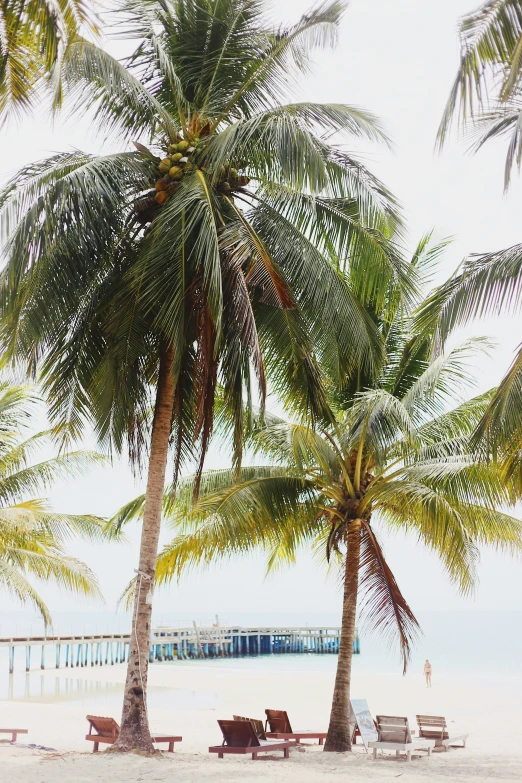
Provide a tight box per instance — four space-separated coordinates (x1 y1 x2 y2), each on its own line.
114 346 175 753
324 518 361 752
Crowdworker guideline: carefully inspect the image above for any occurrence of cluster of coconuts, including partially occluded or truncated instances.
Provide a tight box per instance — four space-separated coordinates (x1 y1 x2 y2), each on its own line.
154 136 251 205
155 138 195 204
216 165 251 194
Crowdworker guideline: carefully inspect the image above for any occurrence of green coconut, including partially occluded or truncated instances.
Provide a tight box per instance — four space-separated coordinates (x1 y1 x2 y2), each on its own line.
229 168 238 179
177 140 190 153
237 175 251 186
158 158 172 173
169 166 183 180
171 152 183 163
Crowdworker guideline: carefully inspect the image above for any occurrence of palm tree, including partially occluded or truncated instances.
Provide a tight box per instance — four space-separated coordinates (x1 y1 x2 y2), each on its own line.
0 0 98 119
434 1 522 476
0 381 106 626
415 242 522 482
0 0 407 752
113 236 522 752
438 0 522 189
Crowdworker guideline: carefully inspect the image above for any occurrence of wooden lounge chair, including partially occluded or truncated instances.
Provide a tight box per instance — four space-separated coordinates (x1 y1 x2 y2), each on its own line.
0 728 28 742
352 722 379 745
416 714 468 751
85 715 182 752
233 714 266 739
209 719 295 759
368 715 435 762
264 708 327 745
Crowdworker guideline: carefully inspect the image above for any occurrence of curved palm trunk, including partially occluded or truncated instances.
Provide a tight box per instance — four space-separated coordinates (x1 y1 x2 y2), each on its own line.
324 518 361 752
114 346 175 753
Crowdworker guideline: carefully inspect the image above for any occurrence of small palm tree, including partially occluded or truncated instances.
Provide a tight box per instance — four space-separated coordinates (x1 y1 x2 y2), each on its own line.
0 0 98 119
0 381 106 626
114 237 522 752
0 0 406 751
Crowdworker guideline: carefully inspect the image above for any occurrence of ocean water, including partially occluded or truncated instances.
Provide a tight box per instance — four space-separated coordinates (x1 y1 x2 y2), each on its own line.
0 607 520 715
0 611 522 684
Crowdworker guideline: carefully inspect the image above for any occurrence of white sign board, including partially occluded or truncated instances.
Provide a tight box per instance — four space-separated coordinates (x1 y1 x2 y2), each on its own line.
351 698 378 748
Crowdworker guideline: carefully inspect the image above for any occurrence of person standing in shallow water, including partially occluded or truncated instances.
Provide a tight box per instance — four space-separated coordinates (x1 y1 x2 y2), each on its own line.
424 659 432 687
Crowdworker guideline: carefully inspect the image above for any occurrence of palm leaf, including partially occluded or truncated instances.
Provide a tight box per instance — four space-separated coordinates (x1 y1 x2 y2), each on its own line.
358 520 420 674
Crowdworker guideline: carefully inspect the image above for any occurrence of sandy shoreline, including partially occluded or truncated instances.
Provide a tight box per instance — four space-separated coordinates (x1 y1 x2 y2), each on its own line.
1 660 521 781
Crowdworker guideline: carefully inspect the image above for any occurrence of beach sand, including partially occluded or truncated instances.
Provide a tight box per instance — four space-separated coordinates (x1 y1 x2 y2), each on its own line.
1 659 521 781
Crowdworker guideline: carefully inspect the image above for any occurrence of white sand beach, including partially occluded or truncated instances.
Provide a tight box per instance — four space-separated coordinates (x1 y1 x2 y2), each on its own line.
1 659 521 782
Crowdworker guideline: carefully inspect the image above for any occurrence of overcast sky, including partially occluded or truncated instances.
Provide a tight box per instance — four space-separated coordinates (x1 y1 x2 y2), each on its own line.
1 0 522 630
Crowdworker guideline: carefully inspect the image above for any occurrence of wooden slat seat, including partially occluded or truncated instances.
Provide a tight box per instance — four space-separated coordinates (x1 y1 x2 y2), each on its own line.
368 715 435 762
233 715 266 740
264 708 327 745
0 728 28 742
209 719 295 759
416 714 469 751
85 715 181 752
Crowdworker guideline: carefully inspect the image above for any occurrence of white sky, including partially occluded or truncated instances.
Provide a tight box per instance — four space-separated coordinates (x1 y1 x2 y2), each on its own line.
1 0 522 627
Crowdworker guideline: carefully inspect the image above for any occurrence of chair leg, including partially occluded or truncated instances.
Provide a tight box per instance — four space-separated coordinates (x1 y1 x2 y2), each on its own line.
11 732 16 743
373 748 377 760
406 751 412 762
93 742 99 753
218 751 223 759
396 750 400 756
319 737 324 745
168 741 174 752
284 748 289 759
252 752 258 760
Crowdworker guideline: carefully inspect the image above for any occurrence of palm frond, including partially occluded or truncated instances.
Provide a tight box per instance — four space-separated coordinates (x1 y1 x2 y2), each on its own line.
60 38 179 139
414 243 522 350
0 558 52 626
358 521 420 674
473 342 522 448
437 0 522 147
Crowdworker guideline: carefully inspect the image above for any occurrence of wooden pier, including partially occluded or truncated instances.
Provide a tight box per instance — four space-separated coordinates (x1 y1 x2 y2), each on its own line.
0 620 360 672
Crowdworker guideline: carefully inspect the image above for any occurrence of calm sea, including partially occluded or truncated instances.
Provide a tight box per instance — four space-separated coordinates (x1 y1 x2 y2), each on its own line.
0 611 522 698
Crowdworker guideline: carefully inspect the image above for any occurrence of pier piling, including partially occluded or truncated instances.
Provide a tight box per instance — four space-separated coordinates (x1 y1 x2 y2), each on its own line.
1 625 359 672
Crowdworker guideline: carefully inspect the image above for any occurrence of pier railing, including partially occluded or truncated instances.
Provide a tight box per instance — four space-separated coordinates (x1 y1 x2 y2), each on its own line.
0 622 360 672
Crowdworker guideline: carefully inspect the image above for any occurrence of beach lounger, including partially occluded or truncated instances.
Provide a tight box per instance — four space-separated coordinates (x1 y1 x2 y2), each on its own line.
0 728 28 742
368 715 435 762
264 708 327 744
85 715 182 752
416 714 468 751
209 719 295 759
233 714 266 739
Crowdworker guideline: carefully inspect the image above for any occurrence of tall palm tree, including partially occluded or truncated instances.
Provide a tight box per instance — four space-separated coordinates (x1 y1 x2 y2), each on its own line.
0 381 106 625
0 0 98 119
434 1 522 475
114 236 522 752
415 242 522 482
0 0 407 752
